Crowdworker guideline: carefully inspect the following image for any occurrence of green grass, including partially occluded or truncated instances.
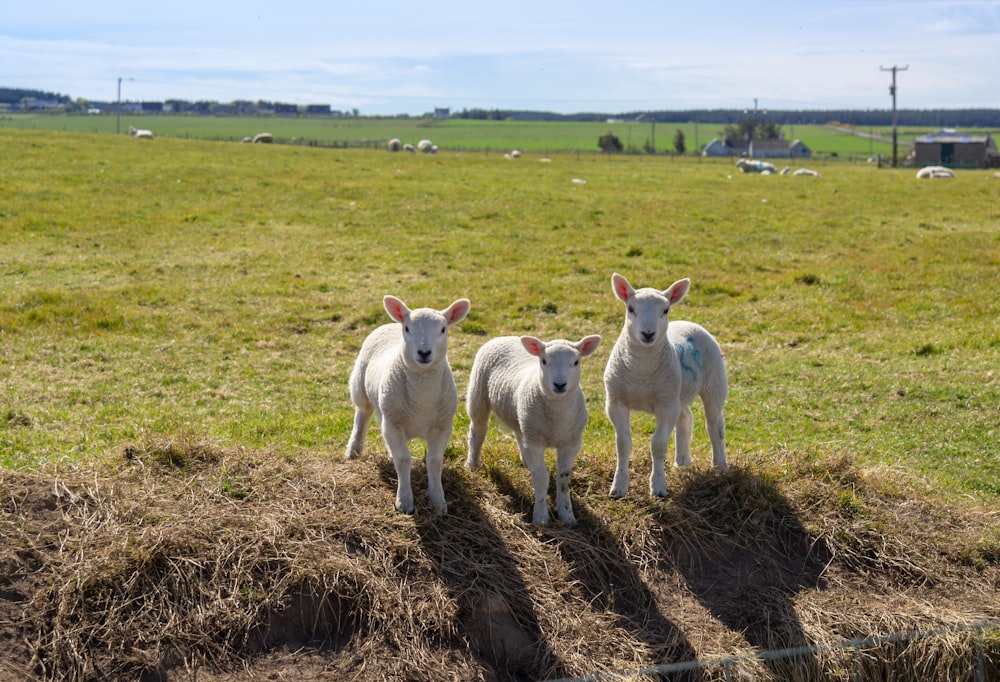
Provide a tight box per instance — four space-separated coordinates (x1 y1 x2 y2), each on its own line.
2 113 904 157
1 128 998 501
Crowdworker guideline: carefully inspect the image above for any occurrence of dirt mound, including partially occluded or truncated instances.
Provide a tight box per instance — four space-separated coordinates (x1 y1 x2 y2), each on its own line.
1 437 998 681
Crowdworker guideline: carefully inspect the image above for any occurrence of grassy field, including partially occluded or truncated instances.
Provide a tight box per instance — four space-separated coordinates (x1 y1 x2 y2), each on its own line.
1 128 998 680
2 128 997 497
2 112 906 157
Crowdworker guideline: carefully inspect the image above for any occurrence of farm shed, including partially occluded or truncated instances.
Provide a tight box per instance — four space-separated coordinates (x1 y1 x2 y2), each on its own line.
911 129 999 168
702 135 750 157
748 138 811 159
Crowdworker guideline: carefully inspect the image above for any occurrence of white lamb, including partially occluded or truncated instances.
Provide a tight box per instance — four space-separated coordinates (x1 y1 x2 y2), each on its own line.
128 126 154 139
466 334 601 525
387 138 402 152
346 295 471 515
417 139 436 154
916 165 955 179
603 273 728 498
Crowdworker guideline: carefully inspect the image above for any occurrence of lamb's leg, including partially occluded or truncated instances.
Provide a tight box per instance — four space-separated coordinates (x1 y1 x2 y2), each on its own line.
674 404 694 467
704 402 727 470
554 441 580 525
520 443 551 525
382 423 414 514
345 404 373 459
425 426 451 515
650 401 680 497
465 391 489 471
606 399 633 498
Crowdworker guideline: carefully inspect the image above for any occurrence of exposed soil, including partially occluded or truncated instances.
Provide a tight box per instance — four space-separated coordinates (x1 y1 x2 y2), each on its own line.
1 438 998 681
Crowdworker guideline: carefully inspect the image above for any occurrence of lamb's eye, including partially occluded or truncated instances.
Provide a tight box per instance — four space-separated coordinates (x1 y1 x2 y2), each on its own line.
627 305 635 315
404 325 410 333
541 358 547 365
574 360 579 366
440 326 446 334
662 307 670 316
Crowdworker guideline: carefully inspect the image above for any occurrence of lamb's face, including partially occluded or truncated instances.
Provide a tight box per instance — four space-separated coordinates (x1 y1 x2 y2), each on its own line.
522 336 601 397
382 296 471 372
401 308 450 370
611 273 690 348
626 288 673 347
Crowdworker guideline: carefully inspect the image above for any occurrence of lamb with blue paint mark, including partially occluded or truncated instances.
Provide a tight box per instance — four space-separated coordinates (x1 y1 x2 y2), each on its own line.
603 273 727 498
346 295 471 515
466 334 601 525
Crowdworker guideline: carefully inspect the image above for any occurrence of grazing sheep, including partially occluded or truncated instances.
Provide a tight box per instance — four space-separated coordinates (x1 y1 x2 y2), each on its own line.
467 334 601 525
128 126 154 139
603 273 728 498
916 165 955 179
417 139 437 154
346 295 471 515
403 143 416 153
387 138 402 152
252 132 273 144
792 168 821 177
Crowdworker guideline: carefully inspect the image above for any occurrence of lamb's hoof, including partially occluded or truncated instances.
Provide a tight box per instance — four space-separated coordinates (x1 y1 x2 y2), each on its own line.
651 489 668 499
608 488 627 499
395 501 415 515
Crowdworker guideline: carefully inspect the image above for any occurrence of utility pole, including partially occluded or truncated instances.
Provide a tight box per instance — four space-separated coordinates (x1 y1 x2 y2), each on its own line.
880 65 908 167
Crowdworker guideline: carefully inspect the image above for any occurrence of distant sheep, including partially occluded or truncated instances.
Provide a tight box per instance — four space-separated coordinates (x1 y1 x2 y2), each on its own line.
252 132 273 144
466 334 601 525
403 143 416 153
793 168 821 177
916 165 955 179
346 295 471 515
128 126 154 140
736 159 776 174
603 273 728 498
387 138 402 152
417 139 437 154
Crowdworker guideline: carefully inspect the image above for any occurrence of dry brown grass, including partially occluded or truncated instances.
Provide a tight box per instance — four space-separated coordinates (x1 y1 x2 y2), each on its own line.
1 436 998 681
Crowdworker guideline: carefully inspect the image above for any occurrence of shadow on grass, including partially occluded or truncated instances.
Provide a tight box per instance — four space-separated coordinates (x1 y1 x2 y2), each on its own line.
664 465 831 680
489 468 703 681
378 458 568 682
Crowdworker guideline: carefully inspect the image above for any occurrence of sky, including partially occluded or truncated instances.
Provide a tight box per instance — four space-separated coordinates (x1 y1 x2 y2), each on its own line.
3 1 999 115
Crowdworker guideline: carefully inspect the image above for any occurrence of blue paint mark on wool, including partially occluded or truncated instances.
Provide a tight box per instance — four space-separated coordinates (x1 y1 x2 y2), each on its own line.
676 336 702 382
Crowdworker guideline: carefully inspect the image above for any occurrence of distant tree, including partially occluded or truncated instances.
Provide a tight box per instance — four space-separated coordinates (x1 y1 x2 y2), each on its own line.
722 118 782 141
598 132 623 153
673 128 686 155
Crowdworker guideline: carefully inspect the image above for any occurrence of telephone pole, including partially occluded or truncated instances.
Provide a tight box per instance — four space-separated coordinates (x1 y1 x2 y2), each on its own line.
881 65 908 167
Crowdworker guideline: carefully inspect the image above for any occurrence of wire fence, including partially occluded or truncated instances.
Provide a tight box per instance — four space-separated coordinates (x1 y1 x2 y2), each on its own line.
552 619 1000 681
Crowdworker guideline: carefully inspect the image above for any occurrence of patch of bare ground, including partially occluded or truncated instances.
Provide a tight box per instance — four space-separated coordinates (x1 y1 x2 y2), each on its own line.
1 437 998 681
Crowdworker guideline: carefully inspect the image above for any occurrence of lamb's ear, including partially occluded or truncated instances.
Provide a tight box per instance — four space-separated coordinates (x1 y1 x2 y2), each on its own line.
520 336 545 357
663 278 691 305
383 295 410 323
611 273 633 302
576 335 602 357
443 299 471 326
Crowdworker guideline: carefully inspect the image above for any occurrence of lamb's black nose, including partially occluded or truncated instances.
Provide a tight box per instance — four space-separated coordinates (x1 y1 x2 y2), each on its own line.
417 350 432 363
641 331 655 343
553 382 567 393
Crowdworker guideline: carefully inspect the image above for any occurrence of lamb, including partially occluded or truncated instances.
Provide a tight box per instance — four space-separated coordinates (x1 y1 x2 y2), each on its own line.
387 138 402 152
346 295 471 515
466 334 601 525
792 168 821 177
252 132 273 144
417 139 437 154
916 165 955 179
403 143 416 153
128 126 154 139
603 273 728 498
